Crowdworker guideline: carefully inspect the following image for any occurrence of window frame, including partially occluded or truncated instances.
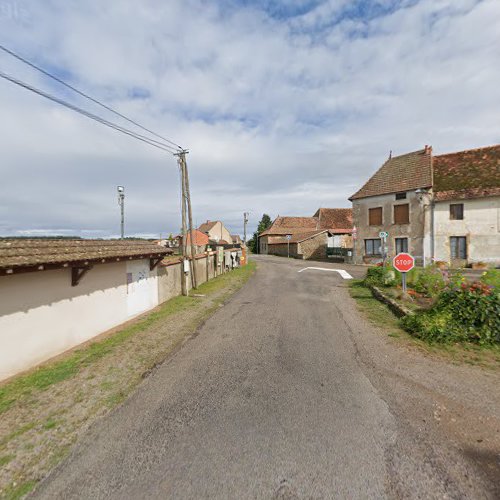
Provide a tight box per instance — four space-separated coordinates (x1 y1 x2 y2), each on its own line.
368 207 383 226
365 238 382 256
393 203 410 225
395 192 407 200
449 203 464 220
450 236 467 259
395 237 409 254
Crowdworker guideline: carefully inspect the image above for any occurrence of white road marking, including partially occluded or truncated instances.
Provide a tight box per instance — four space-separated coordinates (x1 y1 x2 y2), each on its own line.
297 267 353 279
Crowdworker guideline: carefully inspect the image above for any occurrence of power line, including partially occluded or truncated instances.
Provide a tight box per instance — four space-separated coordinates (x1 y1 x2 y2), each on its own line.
0 43 184 151
0 70 179 154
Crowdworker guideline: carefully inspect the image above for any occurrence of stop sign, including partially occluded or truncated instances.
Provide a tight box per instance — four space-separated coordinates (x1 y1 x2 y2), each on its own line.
393 252 415 272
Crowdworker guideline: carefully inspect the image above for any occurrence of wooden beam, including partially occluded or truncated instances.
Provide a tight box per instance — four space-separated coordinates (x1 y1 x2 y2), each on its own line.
150 257 163 271
71 265 92 286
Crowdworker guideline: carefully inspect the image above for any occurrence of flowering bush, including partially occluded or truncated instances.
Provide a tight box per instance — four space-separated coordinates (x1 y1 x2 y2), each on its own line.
364 266 396 287
480 269 500 289
412 265 446 298
401 281 499 344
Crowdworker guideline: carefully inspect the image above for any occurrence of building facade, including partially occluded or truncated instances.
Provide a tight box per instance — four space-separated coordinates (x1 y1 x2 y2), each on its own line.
198 220 232 245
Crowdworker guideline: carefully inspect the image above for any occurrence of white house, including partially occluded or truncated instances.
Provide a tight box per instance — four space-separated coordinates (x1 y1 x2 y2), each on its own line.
0 239 170 381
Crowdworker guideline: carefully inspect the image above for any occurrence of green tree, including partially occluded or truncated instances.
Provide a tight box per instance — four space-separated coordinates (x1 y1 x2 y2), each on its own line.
249 214 272 253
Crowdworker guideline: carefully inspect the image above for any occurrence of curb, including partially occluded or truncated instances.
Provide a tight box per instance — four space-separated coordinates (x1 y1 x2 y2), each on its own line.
369 285 413 317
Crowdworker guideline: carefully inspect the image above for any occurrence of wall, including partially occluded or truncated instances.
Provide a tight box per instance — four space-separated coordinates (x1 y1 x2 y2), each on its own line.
266 242 298 258
434 196 500 265
0 260 158 381
298 232 328 260
352 190 427 265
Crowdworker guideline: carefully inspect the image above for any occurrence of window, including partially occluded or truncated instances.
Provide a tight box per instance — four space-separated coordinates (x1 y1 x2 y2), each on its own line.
394 204 409 224
450 203 464 220
365 239 382 256
368 207 383 225
395 238 408 253
395 192 407 200
450 236 467 259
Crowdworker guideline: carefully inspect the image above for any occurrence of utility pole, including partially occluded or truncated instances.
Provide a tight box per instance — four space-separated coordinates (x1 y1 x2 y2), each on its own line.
117 186 125 239
177 156 188 296
243 212 249 245
176 150 198 291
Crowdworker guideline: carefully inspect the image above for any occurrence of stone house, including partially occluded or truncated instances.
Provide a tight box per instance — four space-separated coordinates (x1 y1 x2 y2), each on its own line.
313 208 353 249
349 144 500 267
198 220 232 245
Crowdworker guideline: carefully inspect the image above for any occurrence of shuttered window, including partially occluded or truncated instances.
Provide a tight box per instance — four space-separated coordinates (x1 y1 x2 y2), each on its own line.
368 207 383 226
394 204 409 224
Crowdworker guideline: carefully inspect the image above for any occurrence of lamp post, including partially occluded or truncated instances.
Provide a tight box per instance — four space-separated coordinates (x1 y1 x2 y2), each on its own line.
117 186 125 239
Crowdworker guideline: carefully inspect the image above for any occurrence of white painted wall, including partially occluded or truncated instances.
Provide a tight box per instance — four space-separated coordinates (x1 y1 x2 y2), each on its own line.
0 260 159 381
434 196 500 264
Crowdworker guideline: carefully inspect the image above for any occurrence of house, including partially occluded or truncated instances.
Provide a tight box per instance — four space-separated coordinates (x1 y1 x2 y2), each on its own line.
231 234 243 246
349 144 500 267
0 239 170 381
175 229 210 255
198 220 232 245
314 208 354 250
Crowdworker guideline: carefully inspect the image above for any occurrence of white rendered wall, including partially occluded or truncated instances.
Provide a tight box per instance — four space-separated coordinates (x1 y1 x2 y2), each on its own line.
0 260 159 381
434 197 500 264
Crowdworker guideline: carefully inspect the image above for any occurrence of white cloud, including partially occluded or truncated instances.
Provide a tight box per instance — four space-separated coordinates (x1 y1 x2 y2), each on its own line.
1 0 499 237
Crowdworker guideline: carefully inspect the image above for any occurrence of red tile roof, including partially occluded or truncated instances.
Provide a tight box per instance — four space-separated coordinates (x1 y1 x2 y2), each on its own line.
349 148 433 200
180 230 209 246
433 144 500 201
313 208 353 233
260 216 319 237
198 221 218 233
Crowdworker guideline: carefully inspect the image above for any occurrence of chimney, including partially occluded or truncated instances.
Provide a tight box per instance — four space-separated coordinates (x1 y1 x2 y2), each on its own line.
424 145 432 154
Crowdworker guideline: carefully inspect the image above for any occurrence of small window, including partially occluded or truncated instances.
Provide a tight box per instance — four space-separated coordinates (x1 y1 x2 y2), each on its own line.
450 236 467 259
450 204 464 220
365 239 382 256
395 238 408 253
368 207 383 226
394 204 409 224
395 192 407 200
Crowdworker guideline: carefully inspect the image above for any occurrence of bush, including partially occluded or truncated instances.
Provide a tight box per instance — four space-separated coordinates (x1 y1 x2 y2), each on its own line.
401 281 500 344
412 265 446 297
364 266 396 287
480 269 500 289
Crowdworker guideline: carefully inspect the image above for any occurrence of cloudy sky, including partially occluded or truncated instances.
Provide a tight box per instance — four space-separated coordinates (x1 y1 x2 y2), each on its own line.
1 0 499 238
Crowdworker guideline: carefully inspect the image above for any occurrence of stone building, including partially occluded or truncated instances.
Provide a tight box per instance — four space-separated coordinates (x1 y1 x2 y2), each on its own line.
349 144 500 267
198 220 232 245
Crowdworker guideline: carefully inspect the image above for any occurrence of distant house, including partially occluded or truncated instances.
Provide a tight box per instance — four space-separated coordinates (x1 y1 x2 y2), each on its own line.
349 144 500 267
314 208 354 250
231 234 243 246
198 220 232 245
175 229 210 255
0 239 170 381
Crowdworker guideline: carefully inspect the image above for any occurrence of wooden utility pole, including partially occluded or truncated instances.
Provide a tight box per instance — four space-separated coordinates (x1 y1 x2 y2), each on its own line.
177 154 188 296
178 150 198 289
243 212 249 245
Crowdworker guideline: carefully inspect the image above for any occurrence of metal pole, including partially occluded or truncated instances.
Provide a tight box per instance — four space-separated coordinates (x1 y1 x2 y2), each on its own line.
402 272 407 293
287 240 290 258
117 186 125 239
181 151 198 289
244 212 248 245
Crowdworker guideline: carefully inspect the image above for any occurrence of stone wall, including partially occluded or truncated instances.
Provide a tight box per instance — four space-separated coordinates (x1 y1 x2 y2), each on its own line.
298 233 328 260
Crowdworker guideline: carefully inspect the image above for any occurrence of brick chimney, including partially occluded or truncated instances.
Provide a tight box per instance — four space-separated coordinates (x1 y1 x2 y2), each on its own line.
424 144 433 154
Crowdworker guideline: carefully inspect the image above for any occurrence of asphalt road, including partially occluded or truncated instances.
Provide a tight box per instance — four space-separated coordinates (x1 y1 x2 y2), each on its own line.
34 255 498 499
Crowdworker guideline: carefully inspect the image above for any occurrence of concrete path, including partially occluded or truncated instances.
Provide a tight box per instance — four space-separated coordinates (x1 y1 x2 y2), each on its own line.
33 255 499 499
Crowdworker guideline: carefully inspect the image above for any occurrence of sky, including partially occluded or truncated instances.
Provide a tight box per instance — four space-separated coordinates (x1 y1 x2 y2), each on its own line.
1 0 499 238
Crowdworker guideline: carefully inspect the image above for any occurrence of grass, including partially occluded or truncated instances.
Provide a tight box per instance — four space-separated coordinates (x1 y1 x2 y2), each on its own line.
0 261 256 417
1 480 37 500
349 279 500 370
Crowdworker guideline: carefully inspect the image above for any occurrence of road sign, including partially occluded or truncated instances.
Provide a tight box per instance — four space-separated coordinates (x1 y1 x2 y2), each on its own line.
379 231 389 238
393 253 415 273
285 234 292 240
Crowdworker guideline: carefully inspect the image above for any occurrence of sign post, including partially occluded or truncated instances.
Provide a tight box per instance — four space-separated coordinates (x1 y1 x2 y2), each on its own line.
379 231 389 265
286 234 292 258
393 252 415 293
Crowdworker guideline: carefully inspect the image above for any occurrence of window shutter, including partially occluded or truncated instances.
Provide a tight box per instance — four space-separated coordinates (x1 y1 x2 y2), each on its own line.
394 204 409 224
369 207 383 225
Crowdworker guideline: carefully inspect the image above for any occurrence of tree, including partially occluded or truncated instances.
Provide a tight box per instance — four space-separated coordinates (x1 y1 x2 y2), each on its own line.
249 213 272 253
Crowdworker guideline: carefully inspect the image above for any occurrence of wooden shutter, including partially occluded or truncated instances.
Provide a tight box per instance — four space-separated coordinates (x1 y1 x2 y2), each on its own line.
394 204 409 224
368 207 382 225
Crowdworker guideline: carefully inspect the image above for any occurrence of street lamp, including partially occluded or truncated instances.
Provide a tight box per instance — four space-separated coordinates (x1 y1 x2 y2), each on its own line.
117 186 125 239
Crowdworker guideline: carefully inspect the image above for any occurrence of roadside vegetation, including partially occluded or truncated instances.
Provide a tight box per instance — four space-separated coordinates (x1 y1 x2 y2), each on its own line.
0 261 256 500
349 266 500 368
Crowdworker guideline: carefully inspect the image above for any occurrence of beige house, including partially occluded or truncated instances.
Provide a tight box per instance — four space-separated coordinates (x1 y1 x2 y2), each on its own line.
349 144 500 267
0 239 170 381
198 220 232 245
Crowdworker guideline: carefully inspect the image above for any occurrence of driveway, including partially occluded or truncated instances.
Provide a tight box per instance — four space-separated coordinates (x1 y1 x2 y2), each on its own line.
34 255 500 499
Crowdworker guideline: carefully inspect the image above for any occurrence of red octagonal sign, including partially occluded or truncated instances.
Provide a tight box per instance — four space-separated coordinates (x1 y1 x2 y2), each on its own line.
393 252 415 272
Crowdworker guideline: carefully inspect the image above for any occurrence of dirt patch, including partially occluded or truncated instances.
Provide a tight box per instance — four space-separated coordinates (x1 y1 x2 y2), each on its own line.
0 262 255 499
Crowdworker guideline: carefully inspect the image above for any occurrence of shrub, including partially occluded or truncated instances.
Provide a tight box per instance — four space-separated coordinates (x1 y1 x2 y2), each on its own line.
364 266 396 287
412 265 446 297
401 281 500 344
480 269 500 289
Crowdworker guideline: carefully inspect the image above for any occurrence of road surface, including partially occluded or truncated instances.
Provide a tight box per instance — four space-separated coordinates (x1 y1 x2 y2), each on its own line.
34 255 499 499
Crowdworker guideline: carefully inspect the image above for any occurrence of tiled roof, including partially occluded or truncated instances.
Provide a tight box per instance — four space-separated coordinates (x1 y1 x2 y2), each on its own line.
198 221 218 233
268 230 329 244
313 208 353 233
231 235 242 244
0 239 170 271
181 230 209 246
349 148 432 200
260 216 319 237
433 145 500 201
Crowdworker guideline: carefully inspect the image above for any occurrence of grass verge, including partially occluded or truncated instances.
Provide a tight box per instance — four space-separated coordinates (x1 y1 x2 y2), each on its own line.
0 261 256 500
348 279 500 370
